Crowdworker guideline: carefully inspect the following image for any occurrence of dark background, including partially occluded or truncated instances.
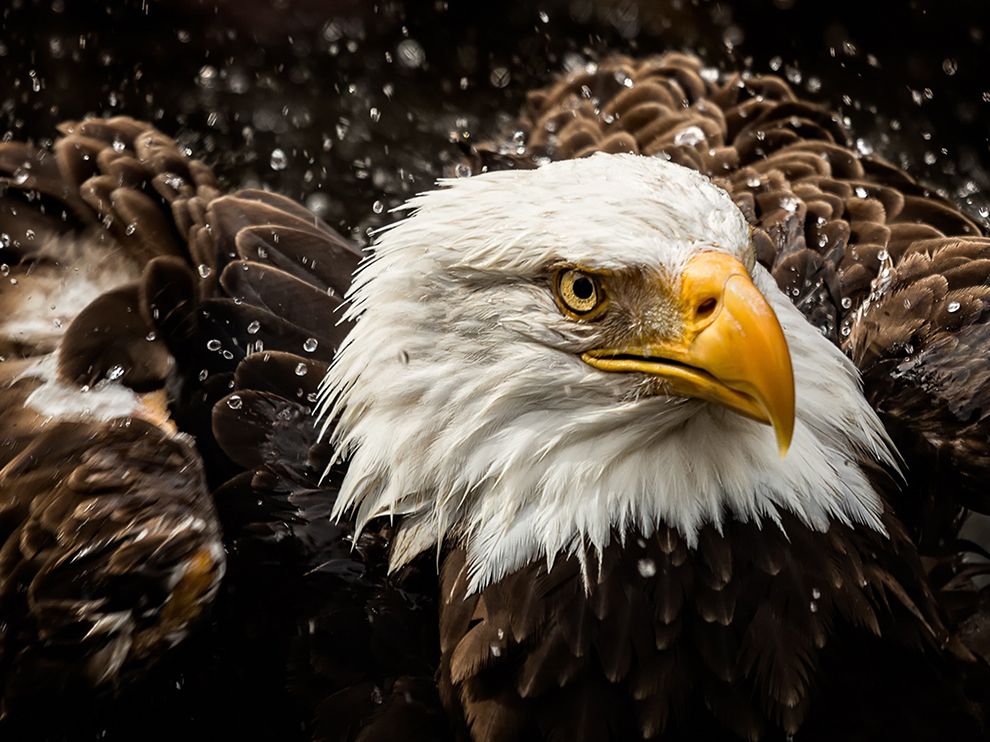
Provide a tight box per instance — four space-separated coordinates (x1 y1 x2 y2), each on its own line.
2 0 989 243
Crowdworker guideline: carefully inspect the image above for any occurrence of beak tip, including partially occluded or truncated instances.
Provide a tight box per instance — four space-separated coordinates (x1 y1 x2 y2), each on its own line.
774 416 795 458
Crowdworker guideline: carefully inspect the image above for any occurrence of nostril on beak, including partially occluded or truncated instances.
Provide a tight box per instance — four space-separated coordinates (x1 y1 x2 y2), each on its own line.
696 297 718 319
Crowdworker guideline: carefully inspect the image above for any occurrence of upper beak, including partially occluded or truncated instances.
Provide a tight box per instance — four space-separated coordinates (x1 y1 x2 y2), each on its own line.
582 251 795 456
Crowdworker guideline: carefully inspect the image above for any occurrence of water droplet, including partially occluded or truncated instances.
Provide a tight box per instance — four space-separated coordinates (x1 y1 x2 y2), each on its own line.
854 138 874 156
809 601 818 613
303 337 318 353
877 250 889 262
207 339 221 351
396 39 425 69
13 168 30 185
106 364 125 381
197 64 217 88
294 362 308 376
538 10 549 22
145 331 156 341
673 125 705 147
247 320 261 335
947 301 961 313
854 186 869 198
637 558 657 578
841 297 852 309
198 369 209 381
198 264 212 278
222 350 233 360
227 395 243 410
305 192 331 218
372 200 384 214
490 643 502 658
489 66 510 89
811 587 821 599
270 148 288 171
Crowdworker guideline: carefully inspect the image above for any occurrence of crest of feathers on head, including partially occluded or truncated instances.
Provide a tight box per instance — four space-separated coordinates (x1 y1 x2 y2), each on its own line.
318 154 897 593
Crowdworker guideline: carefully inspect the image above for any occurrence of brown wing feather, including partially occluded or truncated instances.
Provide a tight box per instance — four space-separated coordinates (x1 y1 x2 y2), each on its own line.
0 116 429 740
0 418 222 716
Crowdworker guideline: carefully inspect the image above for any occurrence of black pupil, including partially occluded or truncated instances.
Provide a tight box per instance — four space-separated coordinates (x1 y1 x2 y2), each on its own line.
572 276 594 301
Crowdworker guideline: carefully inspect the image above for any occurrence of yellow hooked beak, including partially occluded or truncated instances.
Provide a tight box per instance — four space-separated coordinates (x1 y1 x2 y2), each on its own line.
582 252 795 456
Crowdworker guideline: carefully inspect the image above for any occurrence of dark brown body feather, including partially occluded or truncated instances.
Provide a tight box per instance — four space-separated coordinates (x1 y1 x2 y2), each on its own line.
439 513 982 741
0 49 988 741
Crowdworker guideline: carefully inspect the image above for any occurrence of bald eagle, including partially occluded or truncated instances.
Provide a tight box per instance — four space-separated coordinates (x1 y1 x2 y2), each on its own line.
1 53 989 740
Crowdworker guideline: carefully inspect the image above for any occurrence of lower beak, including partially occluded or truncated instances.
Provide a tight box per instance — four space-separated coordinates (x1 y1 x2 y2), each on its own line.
582 252 795 456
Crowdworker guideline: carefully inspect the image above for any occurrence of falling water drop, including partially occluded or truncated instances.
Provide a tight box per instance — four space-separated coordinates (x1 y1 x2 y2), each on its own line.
270 148 288 170
637 558 657 578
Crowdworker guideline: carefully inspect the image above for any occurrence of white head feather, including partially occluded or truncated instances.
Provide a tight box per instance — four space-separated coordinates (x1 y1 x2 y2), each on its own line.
318 153 896 594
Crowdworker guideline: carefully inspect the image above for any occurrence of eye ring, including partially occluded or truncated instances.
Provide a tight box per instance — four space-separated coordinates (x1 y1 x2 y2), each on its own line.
555 269 607 319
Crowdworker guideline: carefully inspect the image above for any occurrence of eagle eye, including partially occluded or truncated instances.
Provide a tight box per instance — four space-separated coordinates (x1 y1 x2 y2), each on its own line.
555 269 606 319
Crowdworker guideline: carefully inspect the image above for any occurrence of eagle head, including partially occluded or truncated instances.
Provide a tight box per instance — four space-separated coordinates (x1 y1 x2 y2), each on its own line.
319 154 895 592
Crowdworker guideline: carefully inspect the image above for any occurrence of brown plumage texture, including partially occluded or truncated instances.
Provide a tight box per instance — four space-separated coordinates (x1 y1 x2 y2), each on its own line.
0 118 227 725
1 115 443 740
0 50 988 740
